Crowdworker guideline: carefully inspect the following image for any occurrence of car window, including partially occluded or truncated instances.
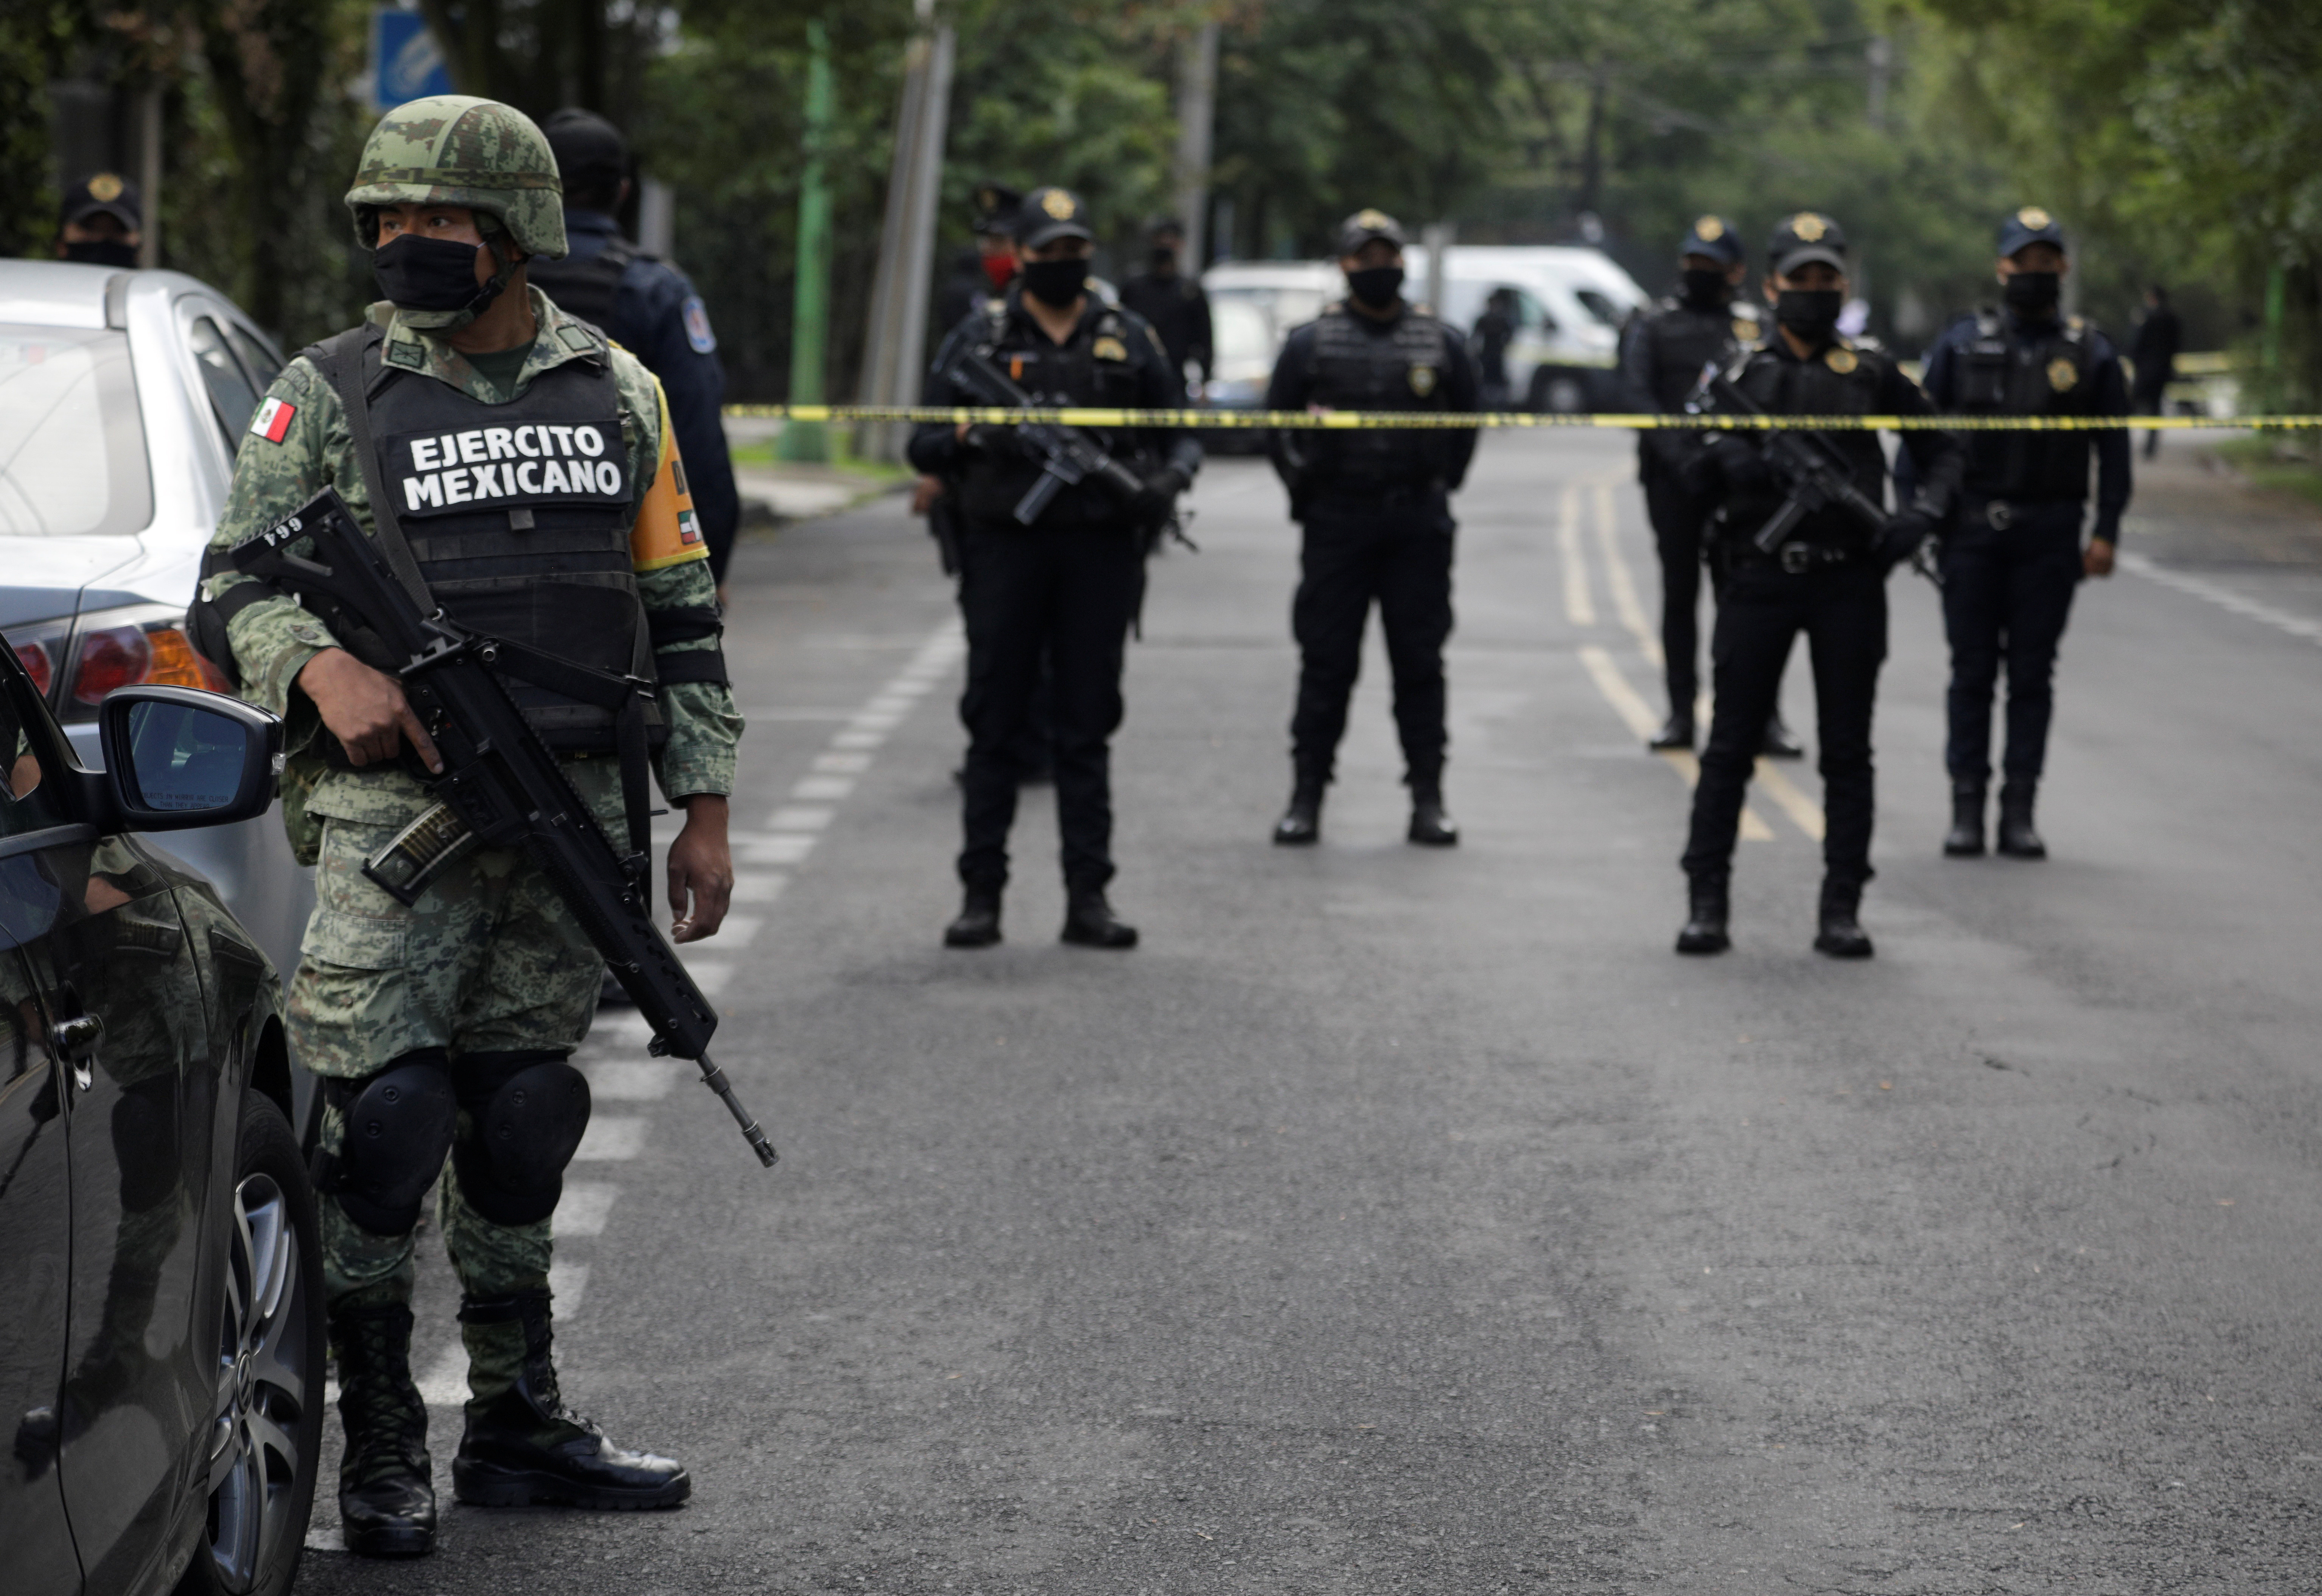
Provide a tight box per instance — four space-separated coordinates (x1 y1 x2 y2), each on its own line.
0 325 152 538
224 322 282 391
188 316 261 449
1574 288 1623 328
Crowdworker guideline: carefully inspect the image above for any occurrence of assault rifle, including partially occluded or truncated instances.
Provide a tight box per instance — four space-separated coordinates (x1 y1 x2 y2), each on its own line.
944 346 1150 526
231 487 777 1168
1697 368 1943 588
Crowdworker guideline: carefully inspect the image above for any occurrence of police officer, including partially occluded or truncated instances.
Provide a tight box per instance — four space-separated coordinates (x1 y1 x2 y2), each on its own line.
196 96 740 1555
908 186 1199 950
1916 207 2129 859
529 109 743 591
1266 209 1480 848
1118 218 1213 397
54 172 142 267
935 182 1023 338
1675 213 1962 958
1617 215 1802 758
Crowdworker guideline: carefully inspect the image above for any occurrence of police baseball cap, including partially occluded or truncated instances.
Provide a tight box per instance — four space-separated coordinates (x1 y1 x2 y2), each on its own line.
1679 215 1743 268
1336 208 1405 257
1767 211 1848 276
62 172 140 230
1015 186 1093 249
972 181 1021 236
542 109 630 199
1997 205 2067 259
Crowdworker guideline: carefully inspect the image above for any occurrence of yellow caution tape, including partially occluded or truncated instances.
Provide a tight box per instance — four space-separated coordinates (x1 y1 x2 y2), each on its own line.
728 403 2322 432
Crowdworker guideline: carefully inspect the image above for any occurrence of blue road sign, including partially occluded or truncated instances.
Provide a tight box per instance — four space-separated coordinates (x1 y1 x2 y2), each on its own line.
373 9 452 110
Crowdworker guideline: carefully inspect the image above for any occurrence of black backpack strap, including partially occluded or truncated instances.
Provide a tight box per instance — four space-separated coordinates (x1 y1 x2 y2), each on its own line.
311 326 437 615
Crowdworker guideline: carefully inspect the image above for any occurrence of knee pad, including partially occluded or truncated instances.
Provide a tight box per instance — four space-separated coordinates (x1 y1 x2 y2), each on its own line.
451 1051 590 1227
325 1049 456 1237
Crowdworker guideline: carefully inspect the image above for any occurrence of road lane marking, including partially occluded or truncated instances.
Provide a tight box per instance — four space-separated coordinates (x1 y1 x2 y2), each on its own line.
1592 481 1661 667
737 833 816 865
1558 484 1596 625
558 1181 623 1232
1581 646 1773 841
1750 761 1825 840
583 1062 679 1101
416 1345 469 1409
831 730 886 750
574 1116 648 1160
682 960 733 994
710 913 763 948
813 751 873 773
547 1260 589 1317
731 872 788 903
791 775 855 800
2117 550 2322 646
765 805 834 831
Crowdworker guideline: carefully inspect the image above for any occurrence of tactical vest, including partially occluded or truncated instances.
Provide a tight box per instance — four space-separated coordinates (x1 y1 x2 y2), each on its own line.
1953 310 2096 501
527 236 638 341
1642 299 1756 411
1306 302 1453 492
954 299 1153 529
1725 341 1893 552
361 331 658 753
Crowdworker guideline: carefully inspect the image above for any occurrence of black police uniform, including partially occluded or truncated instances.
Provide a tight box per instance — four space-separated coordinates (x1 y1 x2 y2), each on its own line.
1266 213 1479 843
1678 213 1963 956
1618 216 1776 746
1118 262 1213 393
907 191 1198 946
1915 207 2129 857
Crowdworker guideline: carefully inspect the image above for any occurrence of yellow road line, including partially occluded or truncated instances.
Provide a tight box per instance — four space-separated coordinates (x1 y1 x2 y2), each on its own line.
1591 481 1661 669
1557 485 1596 626
1580 646 1773 841
1750 759 1826 840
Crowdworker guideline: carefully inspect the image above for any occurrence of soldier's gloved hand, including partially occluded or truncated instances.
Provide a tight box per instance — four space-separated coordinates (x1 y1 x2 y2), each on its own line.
1878 509 1938 573
1132 466 1190 520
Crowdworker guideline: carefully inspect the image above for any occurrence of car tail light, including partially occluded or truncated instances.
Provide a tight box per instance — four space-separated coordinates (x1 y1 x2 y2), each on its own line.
2 619 73 704
13 639 53 695
59 605 233 717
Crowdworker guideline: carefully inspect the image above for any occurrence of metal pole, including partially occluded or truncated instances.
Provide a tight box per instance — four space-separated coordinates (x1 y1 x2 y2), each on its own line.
856 5 955 462
780 20 836 464
1171 21 1220 269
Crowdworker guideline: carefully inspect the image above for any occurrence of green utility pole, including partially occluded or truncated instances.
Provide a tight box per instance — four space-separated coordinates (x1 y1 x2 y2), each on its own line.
780 19 836 463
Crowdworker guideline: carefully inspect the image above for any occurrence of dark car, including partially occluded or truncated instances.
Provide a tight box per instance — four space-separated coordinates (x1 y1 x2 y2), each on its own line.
0 655 321 1596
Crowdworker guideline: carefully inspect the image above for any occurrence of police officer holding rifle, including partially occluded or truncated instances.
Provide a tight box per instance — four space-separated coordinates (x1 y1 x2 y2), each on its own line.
910 185 1199 951
1675 212 1963 959
193 96 742 1556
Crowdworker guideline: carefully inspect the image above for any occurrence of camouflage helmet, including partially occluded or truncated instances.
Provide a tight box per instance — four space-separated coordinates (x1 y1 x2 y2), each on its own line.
345 95 567 260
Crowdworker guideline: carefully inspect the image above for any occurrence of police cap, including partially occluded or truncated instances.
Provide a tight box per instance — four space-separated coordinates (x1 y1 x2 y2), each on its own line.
972 181 1021 237
1767 211 1848 277
1679 214 1742 268
1016 186 1092 249
1997 205 2067 259
542 109 630 204
62 172 141 231
1336 208 1405 257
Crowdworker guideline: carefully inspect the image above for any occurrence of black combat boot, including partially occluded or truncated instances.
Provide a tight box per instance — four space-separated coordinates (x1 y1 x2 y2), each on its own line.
1061 886 1138 949
331 1300 437 1557
1759 715 1805 760
1675 876 1731 955
1648 714 1695 752
1407 782 1459 847
943 887 1003 948
1996 780 2047 859
1813 879 1875 959
1272 782 1323 846
452 1291 690 1510
1943 781 1987 857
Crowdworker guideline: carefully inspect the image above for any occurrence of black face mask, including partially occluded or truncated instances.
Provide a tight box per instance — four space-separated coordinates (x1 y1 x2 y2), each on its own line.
1680 268 1729 309
2003 270 2062 318
1149 246 1178 273
373 232 504 316
1347 265 1405 310
62 238 139 269
1020 256 1090 308
1774 287 1843 342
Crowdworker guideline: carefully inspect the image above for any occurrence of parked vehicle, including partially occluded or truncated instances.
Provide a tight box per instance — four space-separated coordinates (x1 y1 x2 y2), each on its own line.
1406 244 1652 413
0 662 319 1596
0 261 316 1128
1197 260 1341 451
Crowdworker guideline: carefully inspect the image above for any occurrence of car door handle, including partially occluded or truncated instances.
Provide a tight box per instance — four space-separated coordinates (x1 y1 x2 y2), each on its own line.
51 1014 101 1089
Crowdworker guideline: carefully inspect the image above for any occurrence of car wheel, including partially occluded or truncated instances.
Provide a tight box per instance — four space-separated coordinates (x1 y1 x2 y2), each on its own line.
1530 369 1589 415
177 1090 325 1596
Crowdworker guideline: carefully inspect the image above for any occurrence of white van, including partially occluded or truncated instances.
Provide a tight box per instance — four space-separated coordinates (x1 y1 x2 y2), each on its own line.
1405 244 1652 412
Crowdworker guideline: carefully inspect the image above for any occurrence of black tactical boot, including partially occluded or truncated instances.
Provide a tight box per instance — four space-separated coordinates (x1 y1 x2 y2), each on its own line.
943 887 1003 948
1061 887 1138 949
1943 781 1987 857
1813 880 1875 959
1272 783 1323 846
1407 785 1459 847
1648 714 1695 752
452 1291 690 1510
1759 715 1805 760
331 1300 437 1557
1996 780 2047 859
1675 876 1731 955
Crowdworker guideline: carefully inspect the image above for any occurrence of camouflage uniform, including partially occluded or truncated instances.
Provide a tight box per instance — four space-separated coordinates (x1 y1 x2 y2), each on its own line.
203 104 741 1406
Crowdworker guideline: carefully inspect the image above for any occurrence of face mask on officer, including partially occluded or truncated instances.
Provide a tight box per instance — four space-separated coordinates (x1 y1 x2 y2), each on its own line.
2003 269 2062 318
981 253 1017 293
1019 256 1090 309
63 237 140 269
1680 267 1728 309
1773 287 1843 342
372 223 513 330
1347 265 1405 310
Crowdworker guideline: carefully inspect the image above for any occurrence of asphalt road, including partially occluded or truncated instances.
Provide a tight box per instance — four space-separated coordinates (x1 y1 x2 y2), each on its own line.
300 428 2322 1594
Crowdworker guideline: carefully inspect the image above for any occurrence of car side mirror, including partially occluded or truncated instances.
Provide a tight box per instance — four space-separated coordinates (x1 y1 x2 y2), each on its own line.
96 686 282 832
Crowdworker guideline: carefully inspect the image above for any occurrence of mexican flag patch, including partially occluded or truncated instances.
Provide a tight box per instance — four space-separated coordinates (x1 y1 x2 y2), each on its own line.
249 396 296 443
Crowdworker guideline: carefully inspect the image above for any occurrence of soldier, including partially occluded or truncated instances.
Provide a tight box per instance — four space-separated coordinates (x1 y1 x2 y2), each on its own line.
1616 216 1800 758
1916 207 2129 859
1674 212 1962 958
1117 218 1213 398
194 96 741 1556
528 109 743 594
1266 209 1480 848
909 186 1199 950
54 173 142 268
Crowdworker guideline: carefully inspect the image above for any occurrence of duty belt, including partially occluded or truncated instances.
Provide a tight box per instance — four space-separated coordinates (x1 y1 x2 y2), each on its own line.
1967 496 2077 531
1762 540 1860 575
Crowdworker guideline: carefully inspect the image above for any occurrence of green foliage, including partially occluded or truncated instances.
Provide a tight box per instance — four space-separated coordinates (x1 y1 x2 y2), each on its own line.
0 3 102 260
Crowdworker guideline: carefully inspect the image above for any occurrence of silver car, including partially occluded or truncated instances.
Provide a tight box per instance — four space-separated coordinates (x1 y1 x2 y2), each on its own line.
0 261 316 1123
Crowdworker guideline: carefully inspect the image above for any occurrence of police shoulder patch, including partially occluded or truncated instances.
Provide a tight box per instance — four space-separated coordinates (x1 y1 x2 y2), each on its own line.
682 295 716 354
1092 335 1128 362
1824 346 1859 375
2046 356 2078 392
1409 364 1439 397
